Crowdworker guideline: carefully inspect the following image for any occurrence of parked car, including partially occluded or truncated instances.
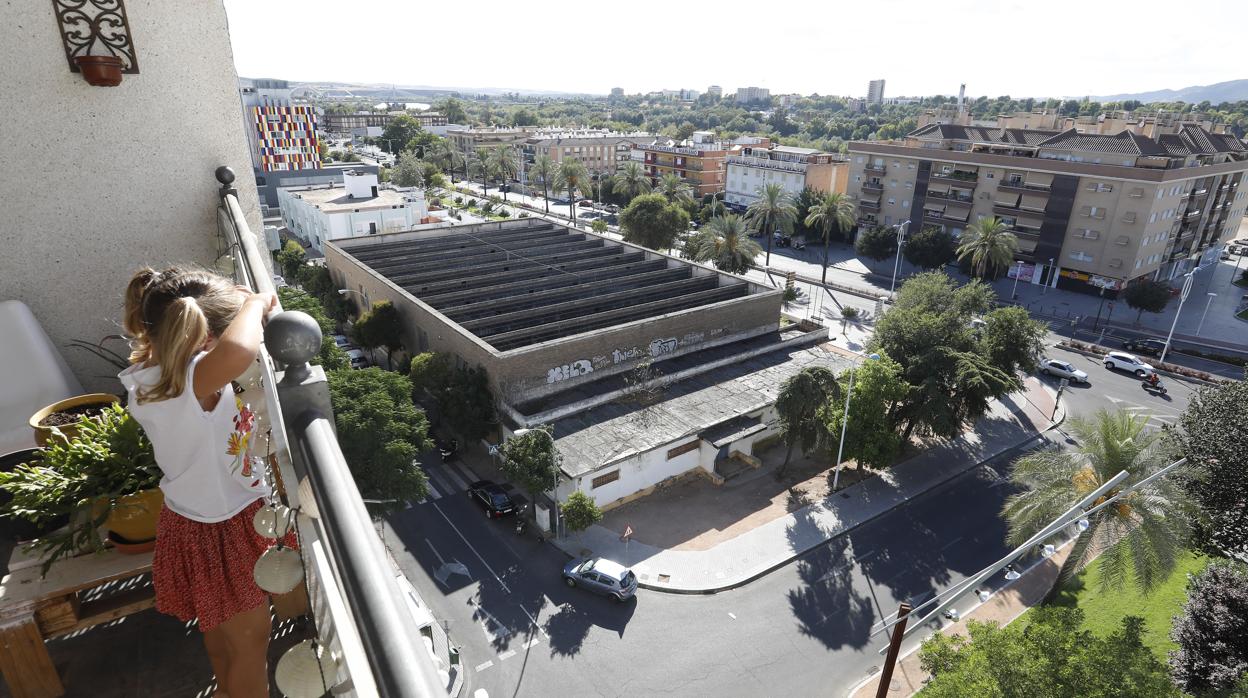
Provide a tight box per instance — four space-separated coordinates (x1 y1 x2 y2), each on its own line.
1121 338 1167 357
331 334 351 349
1039 358 1088 384
551 197 571 205
604 204 620 213
272 274 289 288
1220 249 1231 260
468 480 515 518
345 348 370 370
577 199 594 207
1103 351 1154 377
562 557 637 602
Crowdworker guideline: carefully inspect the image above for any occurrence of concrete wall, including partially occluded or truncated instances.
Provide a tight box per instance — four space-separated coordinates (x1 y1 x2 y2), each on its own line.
0 0 262 393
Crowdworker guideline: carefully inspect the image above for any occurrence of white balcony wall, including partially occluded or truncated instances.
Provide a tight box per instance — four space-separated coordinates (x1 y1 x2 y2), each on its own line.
0 1 262 392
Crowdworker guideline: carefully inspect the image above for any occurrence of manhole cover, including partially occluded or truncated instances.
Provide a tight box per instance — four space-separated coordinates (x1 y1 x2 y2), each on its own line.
657 574 671 583
840 492 851 499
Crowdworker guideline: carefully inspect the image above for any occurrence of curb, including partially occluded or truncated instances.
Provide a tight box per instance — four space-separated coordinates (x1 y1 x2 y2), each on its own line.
625 404 1066 595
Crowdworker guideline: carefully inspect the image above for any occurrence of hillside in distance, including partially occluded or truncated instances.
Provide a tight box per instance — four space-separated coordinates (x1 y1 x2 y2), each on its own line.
1093 79 1248 104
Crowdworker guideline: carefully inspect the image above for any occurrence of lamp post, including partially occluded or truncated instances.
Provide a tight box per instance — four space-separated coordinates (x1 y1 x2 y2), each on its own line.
1159 272 1193 365
1091 286 1107 332
513 428 560 538
1042 257 1054 295
832 353 880 492
889 220 911 298
1010 260 1023 300
1196 292 1218 337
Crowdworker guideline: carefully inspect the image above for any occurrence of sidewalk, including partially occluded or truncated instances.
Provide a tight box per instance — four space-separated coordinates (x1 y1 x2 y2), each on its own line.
847 540 1075 698
550 378 1060 593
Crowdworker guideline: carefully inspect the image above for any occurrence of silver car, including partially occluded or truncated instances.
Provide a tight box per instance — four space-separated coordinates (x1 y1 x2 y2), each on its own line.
1039 358 1089 384
562 557 637 602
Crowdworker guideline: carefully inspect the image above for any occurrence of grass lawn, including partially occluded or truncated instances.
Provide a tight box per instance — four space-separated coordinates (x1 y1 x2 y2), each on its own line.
1019 552 1209 661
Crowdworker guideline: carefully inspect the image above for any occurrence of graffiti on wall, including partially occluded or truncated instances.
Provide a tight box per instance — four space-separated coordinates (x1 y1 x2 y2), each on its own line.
611 346 644 364
547 359 593 384
648 337 678 357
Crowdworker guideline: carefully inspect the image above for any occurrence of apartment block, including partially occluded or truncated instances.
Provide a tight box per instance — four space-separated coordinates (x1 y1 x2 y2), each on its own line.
522 129 653 175
446 126 533 154
637 132 766 197
725 146 849 208
610 87 624 98
239 78 320 172
847 122 1248 295
707 85 723 99
735 86 770 104
867 79 886 105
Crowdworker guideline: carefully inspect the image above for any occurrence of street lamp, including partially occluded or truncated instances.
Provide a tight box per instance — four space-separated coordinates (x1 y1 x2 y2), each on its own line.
1010 260 1023 300
1042 257 1054 295
1159 273 1194 365
831 353 880 491
889 220 911 298
512 427 561 538
1196 292 1218 337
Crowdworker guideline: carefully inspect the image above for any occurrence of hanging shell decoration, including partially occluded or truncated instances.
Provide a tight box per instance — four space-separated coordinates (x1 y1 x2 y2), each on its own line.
253 545 304 594
275 639 340 698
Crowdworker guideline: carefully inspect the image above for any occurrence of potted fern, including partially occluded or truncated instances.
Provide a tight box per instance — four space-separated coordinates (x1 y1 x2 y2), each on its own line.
0 403 162 573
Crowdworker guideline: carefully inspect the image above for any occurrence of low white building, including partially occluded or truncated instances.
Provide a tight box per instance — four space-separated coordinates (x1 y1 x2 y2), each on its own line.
277 171 431 253
725 146 849 209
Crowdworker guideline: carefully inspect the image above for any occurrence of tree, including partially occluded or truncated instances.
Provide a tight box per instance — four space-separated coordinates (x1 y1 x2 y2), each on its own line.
746 183 798 267
820 355 909 471
792 186 821 240
854 225 897 262
432 139 464 183
561 491 603 534
591 219 608 234
903 226 956 270
619 193 689 251
674 121 697 142
612 161 653 202
327 367 432 512
1003 410 1191 593
379 114 424 154
440 365 496 443
774 366 841 478
552 159 592 225
980 305 1046 376
805 191 856 283
408 352 454 402
391 150 424 188
957 217 1018 278
1169 559 1248 695
275 239 306 280
486 146 518 201
690 214 762 274
919 608 1179 698
276 287 347 370
511 107 539 126
295 265 350 323
417 161 446 190
351 300 404 369
437 98 467 124
499 427 559 499
529 154 556 214
657 172 694 206
1122 279 1173 322
1170 380 1248 561
469 147 491 195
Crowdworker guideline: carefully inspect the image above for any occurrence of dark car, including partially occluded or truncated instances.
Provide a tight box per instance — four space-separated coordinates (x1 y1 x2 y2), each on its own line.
1122 338 1167 357
468 480 515 518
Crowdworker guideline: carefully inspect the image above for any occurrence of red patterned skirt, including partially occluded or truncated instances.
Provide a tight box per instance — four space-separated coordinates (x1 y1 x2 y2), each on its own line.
152 498 296 633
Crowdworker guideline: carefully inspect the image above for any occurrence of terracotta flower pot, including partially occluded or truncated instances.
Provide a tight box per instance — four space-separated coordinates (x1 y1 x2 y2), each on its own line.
74 55 124 87
29 393 120 447
92 488 163 544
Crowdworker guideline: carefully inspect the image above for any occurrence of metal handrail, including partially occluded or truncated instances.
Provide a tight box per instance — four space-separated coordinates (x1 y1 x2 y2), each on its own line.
214 166 447 697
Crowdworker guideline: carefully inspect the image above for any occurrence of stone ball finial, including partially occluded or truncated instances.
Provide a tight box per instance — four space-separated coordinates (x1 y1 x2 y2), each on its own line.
264 311 322 370
215 165 236 185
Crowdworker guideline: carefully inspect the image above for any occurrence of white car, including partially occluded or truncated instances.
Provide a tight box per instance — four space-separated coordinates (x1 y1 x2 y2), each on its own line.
345 348 370 370
1039 358 1088 384
331 334 351 349
1102 351 1154 377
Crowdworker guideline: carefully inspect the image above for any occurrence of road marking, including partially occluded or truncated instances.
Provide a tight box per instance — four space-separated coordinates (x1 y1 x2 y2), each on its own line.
524 637 541 649
727 612 737 620
498 649 516 661
474 661 493 672
423 479 443 502
425 467 458 496
433 502 511 594
440 462 473 491
939 536 964 552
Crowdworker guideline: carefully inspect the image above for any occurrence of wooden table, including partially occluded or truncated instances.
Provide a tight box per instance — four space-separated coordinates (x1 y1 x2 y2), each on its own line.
0 549 154 697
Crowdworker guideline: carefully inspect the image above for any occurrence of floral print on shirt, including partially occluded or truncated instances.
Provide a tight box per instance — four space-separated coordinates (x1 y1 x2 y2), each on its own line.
226 397 255 477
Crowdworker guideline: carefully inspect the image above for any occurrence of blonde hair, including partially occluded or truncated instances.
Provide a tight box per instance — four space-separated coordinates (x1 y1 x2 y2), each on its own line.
123 266 244 403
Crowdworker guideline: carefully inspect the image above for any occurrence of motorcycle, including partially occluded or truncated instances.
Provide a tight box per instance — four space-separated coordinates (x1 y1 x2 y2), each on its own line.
438 438 458 462
1141 378 1167 395
515 504 528 535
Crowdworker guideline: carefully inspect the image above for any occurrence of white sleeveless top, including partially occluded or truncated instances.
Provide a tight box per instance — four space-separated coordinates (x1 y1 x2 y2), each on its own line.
119 353 269 523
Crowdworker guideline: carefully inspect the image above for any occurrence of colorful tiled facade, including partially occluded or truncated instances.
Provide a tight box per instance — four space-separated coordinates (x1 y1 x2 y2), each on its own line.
252 105 320 172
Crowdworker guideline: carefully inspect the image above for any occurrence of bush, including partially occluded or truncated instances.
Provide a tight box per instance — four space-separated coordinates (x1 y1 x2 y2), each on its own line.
561 491 603 533
519 211 529 218
782 286 798 302
454 195 463 205
496 210 510 219
841 306 860 320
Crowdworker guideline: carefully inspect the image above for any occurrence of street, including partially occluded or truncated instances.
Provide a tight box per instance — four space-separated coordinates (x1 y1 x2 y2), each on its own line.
384 353 1200 698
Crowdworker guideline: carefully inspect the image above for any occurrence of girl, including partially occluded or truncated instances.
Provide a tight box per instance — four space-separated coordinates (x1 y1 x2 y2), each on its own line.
118 266 279 698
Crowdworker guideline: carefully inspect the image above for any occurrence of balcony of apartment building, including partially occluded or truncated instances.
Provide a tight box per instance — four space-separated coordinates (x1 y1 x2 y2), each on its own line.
929 166 979 186
861 179 885 194
3 4 451 696
863 162 887 175
727 156 806 175
858 198 881 212
996 173 1053 195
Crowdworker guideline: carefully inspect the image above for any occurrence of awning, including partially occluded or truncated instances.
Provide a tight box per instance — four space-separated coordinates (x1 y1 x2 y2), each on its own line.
1020 193 1048 211
1024 172 1054 187
699 415 765 449
927 182 950 194
995 192 1021 207
1016 213 1044 228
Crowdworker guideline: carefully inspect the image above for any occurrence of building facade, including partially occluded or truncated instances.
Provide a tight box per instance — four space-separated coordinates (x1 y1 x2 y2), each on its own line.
522 130 653 176
638 132 734 197
707 85 723 99
278 171 432 254
610 87 624 98
735 86 770 104
725 146 849 208
239 78 320 172
446 126 533 154
846 123 1248 294
867 79 886 105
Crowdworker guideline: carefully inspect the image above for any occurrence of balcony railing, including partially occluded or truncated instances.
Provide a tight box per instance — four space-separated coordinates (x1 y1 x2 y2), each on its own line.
215 167 448 698
925 190 973 204
859 199 880 211
996 180 1051 193
930 170 978 183
864 164 886 174
727 156 807 174
862 181 884 192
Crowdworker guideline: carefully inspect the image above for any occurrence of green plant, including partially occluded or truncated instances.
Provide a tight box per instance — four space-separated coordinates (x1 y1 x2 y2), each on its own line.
0 403 159 571
782 286 798 302
841 306 859 320
66 335 131 373
561 491 602 533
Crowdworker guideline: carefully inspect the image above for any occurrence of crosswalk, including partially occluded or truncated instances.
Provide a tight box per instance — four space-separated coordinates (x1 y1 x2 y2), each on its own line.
420 458 479 502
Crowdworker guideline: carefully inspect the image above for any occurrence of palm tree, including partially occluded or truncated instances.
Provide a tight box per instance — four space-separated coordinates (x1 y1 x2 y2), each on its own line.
613 161 652 202
804 191 856 284
529 154 556 214
1002 410 1190 594
657 172 694 206
747 183 798 267
691 214 762 274
469 147 490 196
957 216 1018 278
432 140 463 183
774 366 842 479
486 146 519 201
552 159 592 225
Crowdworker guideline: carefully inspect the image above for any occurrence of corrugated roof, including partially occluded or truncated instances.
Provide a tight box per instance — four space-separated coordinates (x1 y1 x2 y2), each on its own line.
909 124 1059 146
1035 129 1168 156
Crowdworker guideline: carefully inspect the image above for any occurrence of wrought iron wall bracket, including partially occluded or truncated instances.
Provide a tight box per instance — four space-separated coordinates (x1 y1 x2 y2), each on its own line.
52 0 139 74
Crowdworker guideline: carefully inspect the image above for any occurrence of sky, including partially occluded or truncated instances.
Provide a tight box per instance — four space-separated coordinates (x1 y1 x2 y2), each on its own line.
222 0 1243 99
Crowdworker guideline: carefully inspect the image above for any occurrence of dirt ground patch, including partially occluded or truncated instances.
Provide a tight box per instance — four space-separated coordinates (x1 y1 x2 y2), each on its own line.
598 443 878 551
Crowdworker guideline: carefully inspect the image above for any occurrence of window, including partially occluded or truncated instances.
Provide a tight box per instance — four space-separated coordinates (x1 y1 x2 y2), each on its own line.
906 181 913 189
888 198 896 205
903 200 910 208
986 172 995 179
1075 229 1100 240
1149 212 1157 224
591 470 620 489
1069 251 1094 262
666 440 700 460
1088 182 1113 193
